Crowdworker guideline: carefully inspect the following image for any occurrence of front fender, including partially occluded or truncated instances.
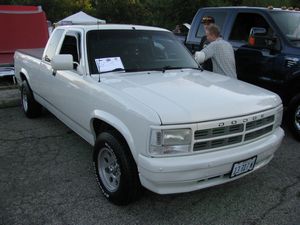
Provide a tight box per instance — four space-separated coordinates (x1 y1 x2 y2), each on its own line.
90 110 137 158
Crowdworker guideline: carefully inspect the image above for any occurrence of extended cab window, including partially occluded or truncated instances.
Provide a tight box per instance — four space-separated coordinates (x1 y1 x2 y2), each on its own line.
229 13 273 43
196 12 227 38
43 29 64 62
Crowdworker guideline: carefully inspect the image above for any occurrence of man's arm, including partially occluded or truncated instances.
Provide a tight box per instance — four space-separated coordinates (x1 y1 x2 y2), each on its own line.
194 42 215 64
195 51 205 64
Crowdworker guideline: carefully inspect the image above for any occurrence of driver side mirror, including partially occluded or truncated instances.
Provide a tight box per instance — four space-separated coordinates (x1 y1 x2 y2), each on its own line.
51 54 74 71
248 27 279 51
51 54 84 76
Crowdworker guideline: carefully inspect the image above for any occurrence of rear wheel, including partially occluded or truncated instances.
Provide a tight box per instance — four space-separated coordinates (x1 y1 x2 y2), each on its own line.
21 80 42 118
93 131 141 205
288 94 300 141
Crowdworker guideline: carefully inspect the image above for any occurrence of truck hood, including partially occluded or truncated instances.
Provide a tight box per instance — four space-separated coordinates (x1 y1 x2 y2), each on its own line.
101 69 281 124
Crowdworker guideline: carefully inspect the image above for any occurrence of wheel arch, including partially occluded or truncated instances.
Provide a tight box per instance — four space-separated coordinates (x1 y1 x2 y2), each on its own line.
90 110 137 161
19 68 30 85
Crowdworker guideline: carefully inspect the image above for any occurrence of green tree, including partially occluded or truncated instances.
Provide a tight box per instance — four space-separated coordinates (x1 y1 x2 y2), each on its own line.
95 0 149 24
142 0 207 29
3 0 299 28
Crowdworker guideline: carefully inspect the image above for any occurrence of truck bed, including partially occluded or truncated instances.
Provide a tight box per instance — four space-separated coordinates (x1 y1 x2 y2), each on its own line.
17 48 44 60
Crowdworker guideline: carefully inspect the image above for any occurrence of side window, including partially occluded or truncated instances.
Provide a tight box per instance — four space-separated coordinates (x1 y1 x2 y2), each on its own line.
229 13 273 43
196 12 227 38
43 29 64 62
59 35 80 63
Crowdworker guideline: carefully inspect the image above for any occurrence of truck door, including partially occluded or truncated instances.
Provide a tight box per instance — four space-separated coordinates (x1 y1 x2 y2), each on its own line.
228 12 282 89
49 31 88 123
40 29 92 139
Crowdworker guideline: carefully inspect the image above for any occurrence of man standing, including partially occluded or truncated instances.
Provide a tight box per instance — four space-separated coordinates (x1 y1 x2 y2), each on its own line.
199 16 215 71
199 16 215 49
195 24 237 79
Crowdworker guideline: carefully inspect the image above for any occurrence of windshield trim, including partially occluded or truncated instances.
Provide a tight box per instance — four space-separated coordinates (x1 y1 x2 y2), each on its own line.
86 29 199 75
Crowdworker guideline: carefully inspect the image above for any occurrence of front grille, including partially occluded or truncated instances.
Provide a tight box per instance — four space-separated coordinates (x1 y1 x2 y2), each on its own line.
194 135 242 151
195 124 243 140
285 58 299 68
193 113 275 152
246 115 274 131
244 125 273 141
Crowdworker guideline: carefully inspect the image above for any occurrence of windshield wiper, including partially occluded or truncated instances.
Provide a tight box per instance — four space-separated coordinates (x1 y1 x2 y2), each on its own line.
125 68 164 72
99 68 125 74
161 66 203 73
123 66 204 73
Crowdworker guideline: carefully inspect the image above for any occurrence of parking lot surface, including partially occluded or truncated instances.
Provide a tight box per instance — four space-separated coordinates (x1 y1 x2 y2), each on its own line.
0 107 299 225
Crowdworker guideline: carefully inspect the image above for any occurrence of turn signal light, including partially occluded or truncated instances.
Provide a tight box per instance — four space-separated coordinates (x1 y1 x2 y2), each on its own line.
248 36 255 46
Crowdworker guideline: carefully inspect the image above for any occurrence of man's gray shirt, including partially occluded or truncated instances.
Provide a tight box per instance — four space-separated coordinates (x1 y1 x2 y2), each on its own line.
201 38 237 78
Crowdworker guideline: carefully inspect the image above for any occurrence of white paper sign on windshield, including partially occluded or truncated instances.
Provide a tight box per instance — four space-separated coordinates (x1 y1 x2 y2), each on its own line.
95 57 124 73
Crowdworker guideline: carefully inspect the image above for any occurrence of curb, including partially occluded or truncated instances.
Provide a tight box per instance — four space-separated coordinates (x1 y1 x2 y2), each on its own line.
0 88 20 109
0 98 20 109
0 85 18 90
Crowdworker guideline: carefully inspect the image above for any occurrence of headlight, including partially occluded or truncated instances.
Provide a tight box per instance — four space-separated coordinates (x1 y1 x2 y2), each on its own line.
149 129 192 156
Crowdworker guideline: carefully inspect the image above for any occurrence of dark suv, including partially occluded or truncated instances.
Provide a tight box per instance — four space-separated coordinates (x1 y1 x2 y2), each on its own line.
186 6 300 140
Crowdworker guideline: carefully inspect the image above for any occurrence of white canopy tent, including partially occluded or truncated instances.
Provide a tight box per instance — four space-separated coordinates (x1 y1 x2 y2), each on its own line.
56 11 105 25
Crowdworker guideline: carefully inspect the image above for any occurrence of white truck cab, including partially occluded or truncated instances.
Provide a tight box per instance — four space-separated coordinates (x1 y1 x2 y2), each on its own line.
14 24 284 205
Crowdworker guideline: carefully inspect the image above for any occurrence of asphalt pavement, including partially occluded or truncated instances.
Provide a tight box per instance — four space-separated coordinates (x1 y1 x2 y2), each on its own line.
0 107 299 225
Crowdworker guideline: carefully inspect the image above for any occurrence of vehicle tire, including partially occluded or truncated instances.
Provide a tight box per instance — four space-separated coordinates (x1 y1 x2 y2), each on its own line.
287 94 300 141
93 131 141 205
21 80 42 118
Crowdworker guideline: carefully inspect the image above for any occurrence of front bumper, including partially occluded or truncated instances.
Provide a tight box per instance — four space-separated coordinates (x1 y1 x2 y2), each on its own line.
138 127 284 194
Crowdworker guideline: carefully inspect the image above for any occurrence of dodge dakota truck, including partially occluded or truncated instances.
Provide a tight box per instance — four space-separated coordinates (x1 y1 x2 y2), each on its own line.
14 24 284 205
185 6 300 140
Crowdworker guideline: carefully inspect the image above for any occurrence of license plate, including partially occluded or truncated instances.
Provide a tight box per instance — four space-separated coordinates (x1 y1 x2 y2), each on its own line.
230 156 257 178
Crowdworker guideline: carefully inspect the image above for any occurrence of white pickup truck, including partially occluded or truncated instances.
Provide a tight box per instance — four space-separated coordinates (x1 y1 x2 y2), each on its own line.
14 24 284 205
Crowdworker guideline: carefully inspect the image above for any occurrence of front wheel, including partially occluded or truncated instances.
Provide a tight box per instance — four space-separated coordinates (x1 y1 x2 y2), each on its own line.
93 131 141 205
21 80 42 118
288 94 300 141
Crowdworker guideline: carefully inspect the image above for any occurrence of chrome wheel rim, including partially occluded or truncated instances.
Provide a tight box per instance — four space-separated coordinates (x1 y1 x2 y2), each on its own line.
295 105 300 130
97 146 120 192
22 90 28 112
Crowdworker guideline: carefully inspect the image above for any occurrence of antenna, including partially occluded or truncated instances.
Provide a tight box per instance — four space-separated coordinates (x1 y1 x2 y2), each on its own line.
97 22 101 82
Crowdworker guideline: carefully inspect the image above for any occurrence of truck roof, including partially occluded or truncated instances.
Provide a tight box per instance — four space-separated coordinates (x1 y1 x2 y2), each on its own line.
200 6 300 13
56 24 170 33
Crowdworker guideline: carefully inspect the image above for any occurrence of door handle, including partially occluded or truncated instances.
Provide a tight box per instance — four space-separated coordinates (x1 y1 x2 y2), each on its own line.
52 69 56 76
45 56 51 63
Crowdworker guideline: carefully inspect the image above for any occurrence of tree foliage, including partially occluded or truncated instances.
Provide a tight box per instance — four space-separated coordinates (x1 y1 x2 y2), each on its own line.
2 0 300 29
94 0 149 25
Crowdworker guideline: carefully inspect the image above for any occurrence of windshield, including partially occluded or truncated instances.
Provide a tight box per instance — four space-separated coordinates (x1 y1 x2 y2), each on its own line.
270 11 300 47
86 29 198 74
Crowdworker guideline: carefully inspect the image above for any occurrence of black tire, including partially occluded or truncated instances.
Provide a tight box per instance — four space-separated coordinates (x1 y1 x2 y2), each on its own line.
93 131 141 205
21 80 42 118
287 94 300 141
